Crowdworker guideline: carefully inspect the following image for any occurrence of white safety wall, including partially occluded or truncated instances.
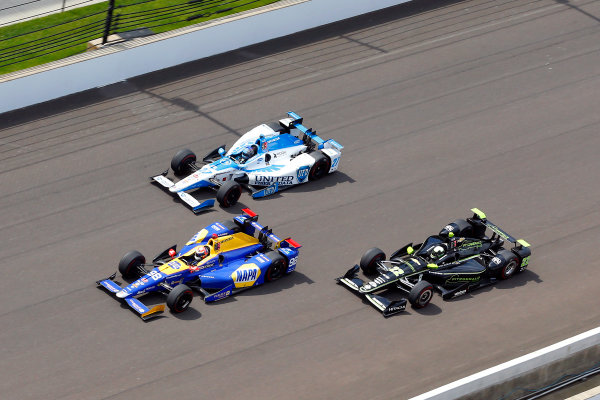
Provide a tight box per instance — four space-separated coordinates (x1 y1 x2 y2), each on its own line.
0 0 412 114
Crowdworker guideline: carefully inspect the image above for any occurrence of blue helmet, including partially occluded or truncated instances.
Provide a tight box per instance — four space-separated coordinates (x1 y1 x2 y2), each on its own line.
242 145 256 160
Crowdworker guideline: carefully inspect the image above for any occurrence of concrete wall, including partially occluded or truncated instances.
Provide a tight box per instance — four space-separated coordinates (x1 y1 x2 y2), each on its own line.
0 0 412 114
409 327 600 400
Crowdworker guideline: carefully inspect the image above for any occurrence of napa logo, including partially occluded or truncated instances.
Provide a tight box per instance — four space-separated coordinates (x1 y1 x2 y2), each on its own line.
297 166 309 183
232 263 261 288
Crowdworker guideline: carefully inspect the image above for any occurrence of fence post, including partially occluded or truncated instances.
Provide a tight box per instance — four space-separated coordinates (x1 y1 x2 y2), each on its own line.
102 0 116 44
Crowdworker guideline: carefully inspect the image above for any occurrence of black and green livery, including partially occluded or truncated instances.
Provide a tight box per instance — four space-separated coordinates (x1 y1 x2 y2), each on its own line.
336 208 531 317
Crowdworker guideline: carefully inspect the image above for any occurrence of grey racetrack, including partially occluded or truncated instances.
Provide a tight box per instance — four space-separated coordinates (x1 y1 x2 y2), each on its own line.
1 0 600 399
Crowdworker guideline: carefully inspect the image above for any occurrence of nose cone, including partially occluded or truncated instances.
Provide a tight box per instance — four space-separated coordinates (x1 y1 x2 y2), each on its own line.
116 290 128 298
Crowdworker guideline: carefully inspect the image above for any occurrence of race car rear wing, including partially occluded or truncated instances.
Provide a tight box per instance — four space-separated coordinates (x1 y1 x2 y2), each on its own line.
470 208 530 249
234 209 301 250
282 111 343 151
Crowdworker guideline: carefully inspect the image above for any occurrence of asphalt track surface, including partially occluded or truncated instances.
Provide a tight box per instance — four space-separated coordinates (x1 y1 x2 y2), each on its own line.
1 0 600 399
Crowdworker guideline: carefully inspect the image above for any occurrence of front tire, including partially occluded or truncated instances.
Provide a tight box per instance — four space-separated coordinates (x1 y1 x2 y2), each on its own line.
216 181 242 208
308 151 331 181
265 251 288 282
167 284 194 313
408 280 434 309
359 247 386 275
118 250 145 279
171 149 196 176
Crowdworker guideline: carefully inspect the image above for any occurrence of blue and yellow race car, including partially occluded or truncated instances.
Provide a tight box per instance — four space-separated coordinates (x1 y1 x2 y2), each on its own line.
97 209 301 320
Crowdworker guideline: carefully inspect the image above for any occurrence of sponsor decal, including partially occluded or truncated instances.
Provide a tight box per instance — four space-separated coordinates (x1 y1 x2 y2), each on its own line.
273 151 286 158
297 166 309 183
212 290 231 300
168 260 180 269
142 278 148 283
520 256 530 268
361 276 390 292
130 302 145 313
488 223 511 240
448 275 480 282
232 264 261 288
211 223 224 231
387 304 406 313
264 184 277 196
459 240 482 250
279 247 293 255
255 175 294 185
261 141 268 151
453 289 467 297
331 157 339 169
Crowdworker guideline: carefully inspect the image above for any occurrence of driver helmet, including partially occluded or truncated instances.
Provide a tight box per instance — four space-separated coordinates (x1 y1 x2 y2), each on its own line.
194 246 209 262
430 245 446 260
241 145 257 161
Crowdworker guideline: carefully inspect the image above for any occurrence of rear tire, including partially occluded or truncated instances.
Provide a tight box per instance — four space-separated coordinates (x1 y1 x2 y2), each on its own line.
408 280 434 309
359 247 386 275
498 250 519 280
167 285 193 313
118 250 145 279
171 149 196 176
216 181 242 208
220 219 241 233
265 251 288 281
265 122 286 133
308 151 330 181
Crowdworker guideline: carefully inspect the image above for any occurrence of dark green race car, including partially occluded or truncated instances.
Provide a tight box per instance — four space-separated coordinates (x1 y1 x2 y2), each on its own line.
336 208 531 317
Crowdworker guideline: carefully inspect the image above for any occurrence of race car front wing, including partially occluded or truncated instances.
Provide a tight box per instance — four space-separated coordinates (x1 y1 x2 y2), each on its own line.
97 273 165 320
336 265 407 317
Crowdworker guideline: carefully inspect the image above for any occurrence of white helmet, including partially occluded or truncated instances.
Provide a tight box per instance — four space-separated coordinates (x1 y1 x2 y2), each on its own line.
430 245 446 260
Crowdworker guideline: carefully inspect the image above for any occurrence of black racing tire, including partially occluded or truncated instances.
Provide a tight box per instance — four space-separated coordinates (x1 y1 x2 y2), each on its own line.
359 247 386 275
220 219 241 233
166 284 194 313
264 251 288 282
216 181 242 208
498 250 520 280
171 148 196 176
408 280 434 309
265 122 285 133
308 151 331 181
118 250 145 279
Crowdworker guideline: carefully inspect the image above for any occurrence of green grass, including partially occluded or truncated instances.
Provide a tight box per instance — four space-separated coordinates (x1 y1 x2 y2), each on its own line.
0 0 281 75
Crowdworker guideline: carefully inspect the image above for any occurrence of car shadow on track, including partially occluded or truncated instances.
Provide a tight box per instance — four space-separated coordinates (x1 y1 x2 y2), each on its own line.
207 171 356 216
251 171 356 199
230 270 314 299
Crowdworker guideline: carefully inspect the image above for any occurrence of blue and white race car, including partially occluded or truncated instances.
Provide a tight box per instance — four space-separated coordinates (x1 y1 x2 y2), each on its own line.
151 111 343 212
97 209 301 320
